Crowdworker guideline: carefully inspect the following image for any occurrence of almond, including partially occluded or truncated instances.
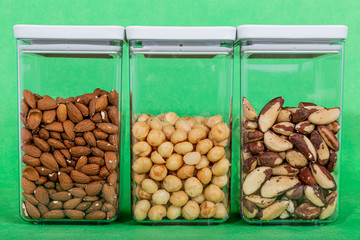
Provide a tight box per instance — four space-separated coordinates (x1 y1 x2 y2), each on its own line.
63 198 82 209
310 130 330 165
33 137 50 152
21 144 42 158
74 119 96 132
21 99 29 115
47 138 66 149
242 97 258 121
22 154 41 167
93 128 109 140
295 203 320 220
34 186 49 205
264 131 293 152
85 210 106 220
44 122 64 132
21 176 36 194
75 202 92 211
22 193 39 205
289 133 317 162
260 176 301 198
70 170 92 183
23 90 37 109
75 93 97 105
91 147 105 158
50 191 72 201
102 183 117 204
39 128 50 140
99 166 110 178
243 167 272 195
27 109 42 129
42 110 56 124
96 123 119 134
24 200 41 219
105 151 117 172
108 106 120 125
21 128 32 143
85 182 103 196
79 164 100 176
108 89 119 106
57 104 67 122
53 150 68 168
308 107 341 125
97 140 117 151
64 209 85 220
95 94 108 112
83 132 97 147
69 146 92 157
258 97 284 132
318 125 340 151
66 102 83 123
107 171 117 185
75 102 89 117
75 156 88 170
43 210 65 219
23 166 40 181
36 166 54 176
58 171 73 190
88 97 97 116
63 120 75 140
37 95 57 110
40 153 59 171
256 200 288 221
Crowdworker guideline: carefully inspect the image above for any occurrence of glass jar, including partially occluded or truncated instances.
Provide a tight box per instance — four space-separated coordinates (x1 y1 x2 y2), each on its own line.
127 26 236 224
14 25 124 223
237 25 348 225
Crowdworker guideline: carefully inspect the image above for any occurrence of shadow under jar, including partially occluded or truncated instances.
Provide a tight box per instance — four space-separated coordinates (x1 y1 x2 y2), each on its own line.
14 25 124 223
237 25 348 225
127 26 236 224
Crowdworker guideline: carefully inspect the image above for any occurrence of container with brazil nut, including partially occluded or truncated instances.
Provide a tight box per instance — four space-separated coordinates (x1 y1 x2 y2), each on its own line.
237 25 348 224
14 25 124 223
127 26 236 224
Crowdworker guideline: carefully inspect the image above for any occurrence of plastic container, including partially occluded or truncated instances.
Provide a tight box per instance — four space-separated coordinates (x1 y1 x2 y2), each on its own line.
237 25 348 224
14 25 124 223
127 26 236 224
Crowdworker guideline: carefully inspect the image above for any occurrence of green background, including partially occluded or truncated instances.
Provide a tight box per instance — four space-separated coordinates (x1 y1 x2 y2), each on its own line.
1 0 360 239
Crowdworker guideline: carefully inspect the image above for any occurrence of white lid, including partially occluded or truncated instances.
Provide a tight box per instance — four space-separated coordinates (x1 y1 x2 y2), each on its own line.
14 25 125 41
237 25 348 42
126 26 236 41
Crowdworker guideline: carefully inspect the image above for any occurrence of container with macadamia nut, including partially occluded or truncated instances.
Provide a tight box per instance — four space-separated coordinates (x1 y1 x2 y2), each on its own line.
127 26 236 224
15 25 124 223
237 25 348 225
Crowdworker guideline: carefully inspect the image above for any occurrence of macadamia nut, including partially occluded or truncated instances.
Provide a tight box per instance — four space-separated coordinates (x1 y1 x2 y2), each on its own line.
204 115 223 128
133 141 152 157
163 125 175 140
174 142 193 155
175 119 192 133
183 151 201 165
152 189 170 205
214 203 227 219
182 200 200 220
195 155 210 169
200 201 216 218
141 179 158 194
207 147 226 163
134 173 147 185
158 142 174 158
177 165 195 179
196 167 212 184
194 116 205 124
137 114 151 122
193 123 210 134
192 193 205 204
166 154 184 171
196 139 213 155
134 200 151 220
148 205 166 221
188 128 207 144
210 123 230 142
132 122 150 141
211 175 228 188
132 157 152 174
164 112 179 125
184 177 203 198
137 186 152 200
163 175 182 192
170 190 189 207
211 158 230 176
204 184 224 203
146 118 162 130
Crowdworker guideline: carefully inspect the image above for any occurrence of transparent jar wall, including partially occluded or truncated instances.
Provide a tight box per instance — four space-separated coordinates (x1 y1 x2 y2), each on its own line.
18 39 122 223
130 40 233 224
240 42 343 225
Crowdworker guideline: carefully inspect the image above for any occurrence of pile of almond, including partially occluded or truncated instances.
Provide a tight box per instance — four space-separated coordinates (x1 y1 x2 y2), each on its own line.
131 113 230 221
241 97 340 221
20 89 120 221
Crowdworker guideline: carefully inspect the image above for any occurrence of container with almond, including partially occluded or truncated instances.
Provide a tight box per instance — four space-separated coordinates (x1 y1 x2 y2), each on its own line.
15 25 124 223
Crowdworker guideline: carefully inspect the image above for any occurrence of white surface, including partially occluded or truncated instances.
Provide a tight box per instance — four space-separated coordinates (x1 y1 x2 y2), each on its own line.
19 44 121 54
237 25 348 42
126 26 236 41
242 44 343 54
14 25 125 40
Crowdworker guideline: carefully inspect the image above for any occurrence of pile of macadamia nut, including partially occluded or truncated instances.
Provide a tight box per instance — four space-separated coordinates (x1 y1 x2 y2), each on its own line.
131 112 231 221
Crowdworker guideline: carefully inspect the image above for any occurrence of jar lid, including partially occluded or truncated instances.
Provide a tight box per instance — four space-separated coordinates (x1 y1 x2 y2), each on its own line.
126 26 236 41
13 25 125 41
237 25 348 42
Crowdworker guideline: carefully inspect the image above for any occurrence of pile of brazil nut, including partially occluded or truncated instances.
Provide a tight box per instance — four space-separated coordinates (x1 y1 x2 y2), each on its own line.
20 89 120 221
132 112 231 221
241 97 340 221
